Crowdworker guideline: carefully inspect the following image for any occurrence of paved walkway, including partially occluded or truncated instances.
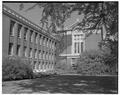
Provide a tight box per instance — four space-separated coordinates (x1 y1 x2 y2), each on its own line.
2 75 118 94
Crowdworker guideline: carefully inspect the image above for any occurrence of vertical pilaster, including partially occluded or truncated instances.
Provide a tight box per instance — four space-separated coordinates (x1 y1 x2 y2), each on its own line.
27 29 30 58
13 23 18 56
32 32 35 59
20 26 24 57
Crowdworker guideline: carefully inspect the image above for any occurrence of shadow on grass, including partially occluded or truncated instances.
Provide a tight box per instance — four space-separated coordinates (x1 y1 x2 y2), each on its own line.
17 75 118 94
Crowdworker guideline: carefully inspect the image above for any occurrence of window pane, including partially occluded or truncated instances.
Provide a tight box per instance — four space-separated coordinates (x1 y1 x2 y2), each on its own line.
81 42 84 53
10 20 15 36
17 24 22 38
8 43 13 55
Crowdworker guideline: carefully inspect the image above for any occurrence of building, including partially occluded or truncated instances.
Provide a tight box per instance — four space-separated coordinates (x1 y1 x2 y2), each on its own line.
59 20 102 67
2 5 58 72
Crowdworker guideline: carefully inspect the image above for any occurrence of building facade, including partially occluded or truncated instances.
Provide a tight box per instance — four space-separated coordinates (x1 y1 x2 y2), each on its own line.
59 22 102 67
2 5 58 72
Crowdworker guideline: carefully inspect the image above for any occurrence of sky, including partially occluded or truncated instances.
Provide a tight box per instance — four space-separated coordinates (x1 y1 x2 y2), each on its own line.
3 3 84 30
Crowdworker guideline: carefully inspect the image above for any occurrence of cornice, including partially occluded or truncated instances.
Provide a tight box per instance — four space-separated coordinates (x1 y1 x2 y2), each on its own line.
3 5 58 41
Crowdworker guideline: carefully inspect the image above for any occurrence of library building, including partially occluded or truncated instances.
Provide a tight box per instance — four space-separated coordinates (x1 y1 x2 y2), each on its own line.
3 5 58 72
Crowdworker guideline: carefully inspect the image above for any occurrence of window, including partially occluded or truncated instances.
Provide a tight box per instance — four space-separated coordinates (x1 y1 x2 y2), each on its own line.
81 42 84 53
35 33 38 44
10 20 15 36
30 30 33 42
39 35 42 45
16 45 21 56
43 37 45 46
78 42 80 53
46 52 48 60
35 49 37 59
17 24 22 38
74 42 77 53
46 38 48 47
30 48 32 58
39 50 41 59
43 51 45 59
24 46 27 57
33 61 36 70
8 43 13 55
24 28 28 40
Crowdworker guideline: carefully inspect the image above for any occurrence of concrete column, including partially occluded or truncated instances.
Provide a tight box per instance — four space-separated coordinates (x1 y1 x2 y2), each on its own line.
13 23 18 56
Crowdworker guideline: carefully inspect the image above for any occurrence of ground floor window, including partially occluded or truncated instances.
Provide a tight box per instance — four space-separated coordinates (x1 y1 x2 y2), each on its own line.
8 43 13 55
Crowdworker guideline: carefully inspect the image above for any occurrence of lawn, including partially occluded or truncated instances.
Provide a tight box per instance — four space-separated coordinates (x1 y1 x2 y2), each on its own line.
2 75 118 94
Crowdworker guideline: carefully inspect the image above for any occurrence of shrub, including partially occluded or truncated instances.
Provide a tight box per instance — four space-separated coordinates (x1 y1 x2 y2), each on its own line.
2 56 34 81
55 59 76 74
76 50 110 75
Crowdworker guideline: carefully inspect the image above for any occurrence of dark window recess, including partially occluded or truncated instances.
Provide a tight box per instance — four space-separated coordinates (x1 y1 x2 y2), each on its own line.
10 20 15 36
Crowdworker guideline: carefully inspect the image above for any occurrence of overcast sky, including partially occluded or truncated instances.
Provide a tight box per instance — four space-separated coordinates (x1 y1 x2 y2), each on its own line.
3 3 84 30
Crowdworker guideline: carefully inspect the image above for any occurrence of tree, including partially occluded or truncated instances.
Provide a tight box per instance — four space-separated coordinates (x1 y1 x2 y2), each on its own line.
72 2 118 70
20 3 74 33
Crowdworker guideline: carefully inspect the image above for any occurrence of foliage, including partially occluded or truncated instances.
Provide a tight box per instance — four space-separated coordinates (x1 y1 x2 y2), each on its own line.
55 59 76 74
20 3 73 33
73 2 118 59
2 56 34 81
76 50 117 75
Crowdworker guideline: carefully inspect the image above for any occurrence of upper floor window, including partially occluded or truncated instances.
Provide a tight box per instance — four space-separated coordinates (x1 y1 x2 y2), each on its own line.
39 35 42 45
24 27 28 40
35 33 38 44
17 24 22 38
30 30 33 42
43 37 45 46
10 20 15 36
46 38 48 47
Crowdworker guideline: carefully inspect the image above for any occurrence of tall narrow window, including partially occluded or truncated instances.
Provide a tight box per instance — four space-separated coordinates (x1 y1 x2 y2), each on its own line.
39 50 41 59
8 43 13 55
43 51 45 59
46 38 48 47
81 42 84 53
17 24 22 38
74 42 77 53
35 49 37 59
24 28 28 40
43 37 45 46
10 20 15 36
78 42 80 53
24 46 27 57
33 61 36 70
16 45 21 56
30 48 32 58
30 30 33 42
39 35 42 45
35 33 38 44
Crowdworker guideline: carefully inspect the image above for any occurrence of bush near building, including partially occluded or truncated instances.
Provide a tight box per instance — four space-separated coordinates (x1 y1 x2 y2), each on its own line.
55 59 77 74
76 50 117 75
2 56 34 81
